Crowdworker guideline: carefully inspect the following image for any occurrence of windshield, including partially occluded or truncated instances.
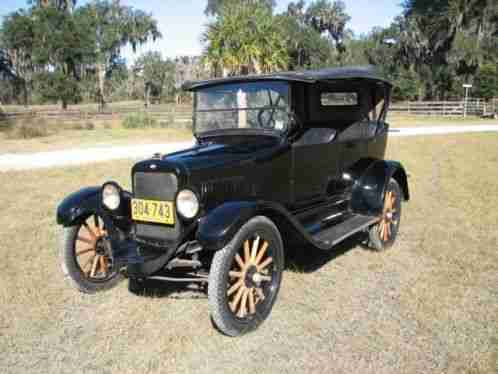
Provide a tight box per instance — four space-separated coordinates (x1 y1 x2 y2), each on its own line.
194 81 290 134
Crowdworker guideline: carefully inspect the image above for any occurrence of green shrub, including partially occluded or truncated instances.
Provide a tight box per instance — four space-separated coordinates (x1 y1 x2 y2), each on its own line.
122 113 158 129
6 118 50 139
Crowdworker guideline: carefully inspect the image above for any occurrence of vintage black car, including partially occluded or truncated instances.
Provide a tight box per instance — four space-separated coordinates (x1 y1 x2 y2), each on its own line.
57 66 409 336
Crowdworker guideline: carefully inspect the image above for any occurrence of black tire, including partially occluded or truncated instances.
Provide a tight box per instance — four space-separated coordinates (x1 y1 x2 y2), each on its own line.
368 178 403 251
128 277 146 295
59 213 123 294
208 216 284 336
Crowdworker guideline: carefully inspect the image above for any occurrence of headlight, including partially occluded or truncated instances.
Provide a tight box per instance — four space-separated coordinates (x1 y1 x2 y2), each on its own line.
176 189 199 219
102 182 121 210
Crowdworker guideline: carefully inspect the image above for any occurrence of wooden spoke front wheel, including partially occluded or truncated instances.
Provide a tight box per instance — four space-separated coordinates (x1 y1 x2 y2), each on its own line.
368 178 402 251
227 236 273 318
208 216 284 336
59 213 123 294
74 214 113 281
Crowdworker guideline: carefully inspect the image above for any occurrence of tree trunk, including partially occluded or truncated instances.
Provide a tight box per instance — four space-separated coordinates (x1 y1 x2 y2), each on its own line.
96 62 106 112
144 83 150 108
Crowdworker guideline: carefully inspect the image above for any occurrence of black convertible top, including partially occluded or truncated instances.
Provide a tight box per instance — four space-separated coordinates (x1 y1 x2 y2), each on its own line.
182 66 391 91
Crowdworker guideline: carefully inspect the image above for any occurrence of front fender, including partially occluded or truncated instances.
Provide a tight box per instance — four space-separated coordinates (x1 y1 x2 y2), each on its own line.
196 202 258 250
351 160 409 216
56 186 101 226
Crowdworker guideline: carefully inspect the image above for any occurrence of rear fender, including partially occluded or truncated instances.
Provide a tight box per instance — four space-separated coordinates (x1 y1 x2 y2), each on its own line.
197 201 313 251
351 160 409 216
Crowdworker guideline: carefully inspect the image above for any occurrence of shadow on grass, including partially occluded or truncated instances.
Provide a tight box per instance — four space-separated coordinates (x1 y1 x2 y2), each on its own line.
130 232 367 299
285 232 367 273
128 275 207 299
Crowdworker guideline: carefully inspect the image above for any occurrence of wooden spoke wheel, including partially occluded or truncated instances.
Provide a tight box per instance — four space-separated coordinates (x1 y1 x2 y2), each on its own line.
227 236 273 318
208 216 284 336
59 213 123 294
74 215 113 281
368 178 402 251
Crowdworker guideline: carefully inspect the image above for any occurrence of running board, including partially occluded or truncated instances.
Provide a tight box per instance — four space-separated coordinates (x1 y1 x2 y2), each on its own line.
312 214 379 248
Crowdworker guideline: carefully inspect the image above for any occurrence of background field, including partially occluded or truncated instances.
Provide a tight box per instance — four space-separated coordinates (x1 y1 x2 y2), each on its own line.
1 105 498 154
1 133 497 373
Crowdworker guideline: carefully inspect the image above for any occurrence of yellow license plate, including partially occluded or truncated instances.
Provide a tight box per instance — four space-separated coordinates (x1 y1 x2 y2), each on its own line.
131 199 175 225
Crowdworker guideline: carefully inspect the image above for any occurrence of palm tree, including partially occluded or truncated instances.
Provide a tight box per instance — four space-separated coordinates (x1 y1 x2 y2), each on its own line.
205 0 275 16
305 0 351 53
32 0 77 12
202 2 288 77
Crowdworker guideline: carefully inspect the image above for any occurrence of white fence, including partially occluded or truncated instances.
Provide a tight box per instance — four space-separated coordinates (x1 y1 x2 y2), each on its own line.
390 99 496 117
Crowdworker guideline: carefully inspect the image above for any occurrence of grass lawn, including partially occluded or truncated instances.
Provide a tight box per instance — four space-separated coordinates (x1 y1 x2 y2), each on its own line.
0 124 192 154
1 134 497 373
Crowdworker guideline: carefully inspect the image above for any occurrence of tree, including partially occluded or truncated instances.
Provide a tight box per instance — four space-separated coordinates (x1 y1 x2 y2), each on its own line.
278 0 351 69
29 0 77 12
475 63 498 100
33 6 95 108
76 1 161 110
205 0 275 16
305 0 350 53
203 2 288 76
1 9 36 105
133 52 175 105
398 0 498 99
278 1 334 69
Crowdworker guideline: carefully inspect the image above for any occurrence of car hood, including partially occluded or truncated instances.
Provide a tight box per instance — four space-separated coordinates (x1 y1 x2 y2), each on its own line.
132 136 286 181
167 135 287 170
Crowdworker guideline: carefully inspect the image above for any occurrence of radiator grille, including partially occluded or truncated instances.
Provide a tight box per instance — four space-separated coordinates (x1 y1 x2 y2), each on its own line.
133 172 181 242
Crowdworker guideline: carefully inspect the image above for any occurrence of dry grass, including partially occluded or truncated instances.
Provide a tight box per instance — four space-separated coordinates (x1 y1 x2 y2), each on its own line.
1 134 498 373
0 122 192 154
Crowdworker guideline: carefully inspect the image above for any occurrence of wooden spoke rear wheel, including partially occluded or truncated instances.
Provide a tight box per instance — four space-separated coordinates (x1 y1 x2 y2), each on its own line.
368 178 402 251
59 213 123 294
208 216 284 336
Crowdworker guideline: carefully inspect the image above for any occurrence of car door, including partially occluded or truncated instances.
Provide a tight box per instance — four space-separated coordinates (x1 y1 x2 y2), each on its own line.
291 128 340 207
335 122 368 193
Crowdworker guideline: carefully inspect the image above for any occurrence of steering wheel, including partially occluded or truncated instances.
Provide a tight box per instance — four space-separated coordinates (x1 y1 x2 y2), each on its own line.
257 107 278 129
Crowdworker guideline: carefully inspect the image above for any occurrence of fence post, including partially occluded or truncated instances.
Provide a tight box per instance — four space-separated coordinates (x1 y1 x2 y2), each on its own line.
408 102 411 115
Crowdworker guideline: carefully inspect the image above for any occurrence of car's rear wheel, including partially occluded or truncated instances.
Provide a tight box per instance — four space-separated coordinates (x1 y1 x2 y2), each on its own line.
368 178 402 251
208 216 284 336
59 213 123 293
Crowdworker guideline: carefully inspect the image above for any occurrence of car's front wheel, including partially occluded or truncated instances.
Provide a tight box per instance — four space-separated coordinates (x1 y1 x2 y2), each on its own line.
59 212 123 294
208 216 284 336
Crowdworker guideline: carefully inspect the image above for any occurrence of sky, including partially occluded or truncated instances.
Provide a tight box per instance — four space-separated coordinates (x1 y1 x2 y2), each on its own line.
1 0 403 64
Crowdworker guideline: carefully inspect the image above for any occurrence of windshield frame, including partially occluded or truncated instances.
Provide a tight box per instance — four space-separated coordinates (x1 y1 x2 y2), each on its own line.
192 80 292 137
